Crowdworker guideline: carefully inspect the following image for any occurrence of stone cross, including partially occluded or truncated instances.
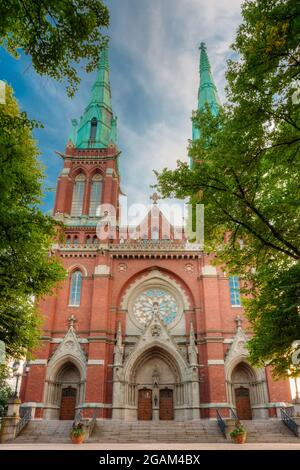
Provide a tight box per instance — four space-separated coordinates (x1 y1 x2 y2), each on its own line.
68 315 77 329
150 192 161 205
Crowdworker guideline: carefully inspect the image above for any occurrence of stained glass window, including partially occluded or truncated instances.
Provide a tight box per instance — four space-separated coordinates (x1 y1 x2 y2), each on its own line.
229 276 241 306
132 288 178 326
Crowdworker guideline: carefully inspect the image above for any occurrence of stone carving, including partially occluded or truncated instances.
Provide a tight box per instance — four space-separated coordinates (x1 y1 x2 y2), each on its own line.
184 263 194 273
114 321 124 366
225 325 248 365
152 365 160 386
151 323 161 338
188 321 198 366
47 326 87 368
118 263 128 272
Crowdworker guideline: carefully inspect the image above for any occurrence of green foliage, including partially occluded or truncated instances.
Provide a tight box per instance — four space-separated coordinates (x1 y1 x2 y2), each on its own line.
0 365 13 417
0 86 66 359
0 0 109 96
230 421 246 438
246 263 300 378
70 422 85 437
155 0 300 377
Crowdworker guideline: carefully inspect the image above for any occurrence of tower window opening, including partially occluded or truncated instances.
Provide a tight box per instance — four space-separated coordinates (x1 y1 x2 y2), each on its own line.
71 174 85 216
90 117 98 142
89 174 103 216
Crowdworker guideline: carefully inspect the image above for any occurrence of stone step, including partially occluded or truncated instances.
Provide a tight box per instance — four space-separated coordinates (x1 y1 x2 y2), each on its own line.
13 418 300 443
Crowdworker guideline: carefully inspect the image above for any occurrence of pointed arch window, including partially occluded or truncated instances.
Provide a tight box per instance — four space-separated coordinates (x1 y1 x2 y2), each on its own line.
71 174 85 216
89 174 103 216
229 276 241 306
90 117 98 142
69 271 82 306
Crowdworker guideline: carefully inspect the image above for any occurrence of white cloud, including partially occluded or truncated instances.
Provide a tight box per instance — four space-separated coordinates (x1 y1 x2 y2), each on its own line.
13 0 244 214
108 0 243 207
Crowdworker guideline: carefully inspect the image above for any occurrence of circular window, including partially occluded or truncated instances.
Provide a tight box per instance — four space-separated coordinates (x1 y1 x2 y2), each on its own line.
132 288 178 326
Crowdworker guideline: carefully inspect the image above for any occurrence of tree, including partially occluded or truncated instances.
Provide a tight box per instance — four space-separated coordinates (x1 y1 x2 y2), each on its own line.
0 85 65 359
0 0 109 96
0 365 13 417
0 0 109 370
155 0 300 377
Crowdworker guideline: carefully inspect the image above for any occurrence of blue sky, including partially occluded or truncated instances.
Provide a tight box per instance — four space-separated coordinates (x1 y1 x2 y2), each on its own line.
0 0 242 216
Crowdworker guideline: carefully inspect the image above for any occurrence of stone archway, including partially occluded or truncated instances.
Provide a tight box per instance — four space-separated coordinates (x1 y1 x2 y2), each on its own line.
112 314 200 421
227 361 268 420
133 347 179 421
44 360 85 420
43 327 87 419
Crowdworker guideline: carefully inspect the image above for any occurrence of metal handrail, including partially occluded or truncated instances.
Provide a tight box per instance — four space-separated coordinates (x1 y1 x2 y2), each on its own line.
216 409 226 438
15 407 32 436
230 408 238 420
280 408 299 437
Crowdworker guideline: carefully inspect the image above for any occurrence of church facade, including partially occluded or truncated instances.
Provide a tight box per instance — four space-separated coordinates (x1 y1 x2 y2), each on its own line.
20 45 292 422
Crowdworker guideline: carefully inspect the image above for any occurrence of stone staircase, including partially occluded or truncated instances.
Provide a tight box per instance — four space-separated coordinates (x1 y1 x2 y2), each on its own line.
13 418 300 444
14 420 73 443
90 419 225 443
241 419 300 443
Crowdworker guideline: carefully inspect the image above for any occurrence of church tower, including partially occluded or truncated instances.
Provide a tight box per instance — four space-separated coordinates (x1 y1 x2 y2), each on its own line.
192 42 221 142
53 45 120 242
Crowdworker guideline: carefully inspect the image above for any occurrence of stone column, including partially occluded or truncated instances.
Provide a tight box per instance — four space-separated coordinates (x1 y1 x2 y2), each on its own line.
0 398 21 443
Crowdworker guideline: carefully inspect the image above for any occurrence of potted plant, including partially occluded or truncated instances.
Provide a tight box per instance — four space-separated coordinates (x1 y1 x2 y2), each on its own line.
230 420 247 444
70 422 85 444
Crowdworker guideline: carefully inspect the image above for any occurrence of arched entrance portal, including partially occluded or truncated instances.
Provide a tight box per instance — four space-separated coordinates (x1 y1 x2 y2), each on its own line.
134 350 176 421
229 362 268 420
113 339 199 421
44 361 85 420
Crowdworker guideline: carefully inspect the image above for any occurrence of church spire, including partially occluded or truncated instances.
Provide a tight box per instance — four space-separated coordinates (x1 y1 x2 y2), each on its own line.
192 42 221 141
71 44 118 149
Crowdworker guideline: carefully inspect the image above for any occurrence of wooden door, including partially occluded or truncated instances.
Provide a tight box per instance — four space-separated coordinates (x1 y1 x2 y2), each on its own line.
138 389 152 420
159 388 174 420
235 387 252 420
59 387 77 420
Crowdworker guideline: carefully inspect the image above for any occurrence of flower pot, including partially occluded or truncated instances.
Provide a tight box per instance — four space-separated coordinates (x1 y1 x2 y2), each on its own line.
70 434 85 444
232 433 247 444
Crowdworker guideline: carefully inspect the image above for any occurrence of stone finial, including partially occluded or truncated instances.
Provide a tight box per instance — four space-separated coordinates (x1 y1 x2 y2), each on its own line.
235 315 243 331
68 315 77 329
114 321 124 366
188 321 198 366
150 192 161 205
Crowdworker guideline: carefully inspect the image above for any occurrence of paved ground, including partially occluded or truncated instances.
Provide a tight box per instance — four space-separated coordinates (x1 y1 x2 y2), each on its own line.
1 442 300 450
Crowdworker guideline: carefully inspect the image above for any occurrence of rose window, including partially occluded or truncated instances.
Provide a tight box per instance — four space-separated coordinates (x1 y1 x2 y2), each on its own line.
132 288 178 326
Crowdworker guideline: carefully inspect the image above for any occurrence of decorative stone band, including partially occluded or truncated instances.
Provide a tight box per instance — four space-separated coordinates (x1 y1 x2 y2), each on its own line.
20 402 44 408
78 403 112 409
87 359 105 365
207 359 225 365
199 403 234 408
28 359 48 365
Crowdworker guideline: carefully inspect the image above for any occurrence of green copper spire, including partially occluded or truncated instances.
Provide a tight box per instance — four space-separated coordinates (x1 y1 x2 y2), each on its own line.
72 45 118 149
192 42 221 141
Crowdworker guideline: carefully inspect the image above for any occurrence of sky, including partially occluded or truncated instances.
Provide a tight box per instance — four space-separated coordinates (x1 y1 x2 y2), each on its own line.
0 0 243 218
